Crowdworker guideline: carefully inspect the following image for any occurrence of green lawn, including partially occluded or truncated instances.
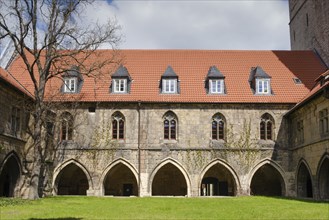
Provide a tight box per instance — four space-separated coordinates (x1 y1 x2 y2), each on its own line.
0 196 328 219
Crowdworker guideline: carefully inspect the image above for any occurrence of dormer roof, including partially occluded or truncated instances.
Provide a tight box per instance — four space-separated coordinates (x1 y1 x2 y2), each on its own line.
249 66 271 82
161 66 178 78
111 65 131 79
206 66 225 79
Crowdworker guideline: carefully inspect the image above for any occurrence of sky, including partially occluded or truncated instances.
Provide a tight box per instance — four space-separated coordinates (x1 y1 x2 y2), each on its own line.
83 0 291 50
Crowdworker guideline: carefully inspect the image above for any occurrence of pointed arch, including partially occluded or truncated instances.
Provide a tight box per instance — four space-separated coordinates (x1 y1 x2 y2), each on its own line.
317 153 329 200
0 151 22 197
150 158 191 196
53 159 92 195
249 159 286 196
296 159 313 198
163 111 178 140
100 158 138 196
199 159 240 196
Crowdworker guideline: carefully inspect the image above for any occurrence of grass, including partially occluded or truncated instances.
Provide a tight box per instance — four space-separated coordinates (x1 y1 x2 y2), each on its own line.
0 196 328 220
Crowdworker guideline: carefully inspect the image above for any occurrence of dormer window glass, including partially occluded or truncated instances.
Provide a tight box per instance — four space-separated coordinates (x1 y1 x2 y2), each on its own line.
64 77 77 93
256 79 270 94
210 79 224 94
114 79 127 93
163 79 177 93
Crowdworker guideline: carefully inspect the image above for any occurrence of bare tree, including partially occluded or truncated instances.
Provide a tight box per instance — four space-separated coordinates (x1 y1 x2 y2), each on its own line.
0 0 121 199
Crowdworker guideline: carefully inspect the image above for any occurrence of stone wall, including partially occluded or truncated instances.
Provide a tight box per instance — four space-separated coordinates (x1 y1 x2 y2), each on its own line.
50 102 293 197
287 92 329 199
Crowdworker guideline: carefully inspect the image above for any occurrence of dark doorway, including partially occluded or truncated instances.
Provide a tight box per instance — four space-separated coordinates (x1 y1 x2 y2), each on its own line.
152 163 187 196
123 184 133 196
56 163 89 195
104 163 138 196
297 163 313 198
200 163 236 196
250 164 284 196
0 155 20 197
318 157 329 200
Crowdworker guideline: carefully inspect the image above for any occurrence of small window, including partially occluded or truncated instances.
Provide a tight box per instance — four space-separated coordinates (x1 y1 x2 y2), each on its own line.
319 109 328 135
88 107 96 113
296 120 304 144
293 78 302 84
212 114 225 140
113 79 127 93
162 79 177 93
256 79 271 94
112 112 125 140
11 107 21 136
64 77 77 93
260 113 274 140
61 112 73 141
209 79 224 94
163 112 177 140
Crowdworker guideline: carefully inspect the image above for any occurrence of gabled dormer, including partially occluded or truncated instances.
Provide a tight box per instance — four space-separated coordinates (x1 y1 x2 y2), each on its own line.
62 66 83 93
160 66 179 94
110 65 132 94
249 66 272 95
205 66 225 94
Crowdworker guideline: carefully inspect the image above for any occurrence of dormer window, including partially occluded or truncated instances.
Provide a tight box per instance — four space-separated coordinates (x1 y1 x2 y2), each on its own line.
205 66 225 94
256 79 270 94
160 66 179 94
64 77 77 93
209 79 224 94
62 66 83 94
249 66 272 95
113 78 127 93
111 65 131 94
162 79 177 93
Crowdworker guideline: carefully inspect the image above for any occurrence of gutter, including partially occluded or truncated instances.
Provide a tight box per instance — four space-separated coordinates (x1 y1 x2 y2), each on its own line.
137 100 141 197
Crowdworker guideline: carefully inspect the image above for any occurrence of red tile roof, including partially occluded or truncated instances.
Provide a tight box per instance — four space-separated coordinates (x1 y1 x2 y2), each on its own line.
0 67 33 98
7 50 327 104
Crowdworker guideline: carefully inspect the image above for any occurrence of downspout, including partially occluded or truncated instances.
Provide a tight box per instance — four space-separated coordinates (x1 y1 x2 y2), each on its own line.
137 101 141 197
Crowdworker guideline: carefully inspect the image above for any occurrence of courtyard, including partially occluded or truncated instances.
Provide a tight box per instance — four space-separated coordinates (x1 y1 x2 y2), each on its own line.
0 196 328 219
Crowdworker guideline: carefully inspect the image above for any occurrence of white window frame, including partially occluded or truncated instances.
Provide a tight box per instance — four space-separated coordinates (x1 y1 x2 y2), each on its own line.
162 79 177 93
64 77 77 93
256 79 271 94
209 79 224 94
113 79 127 93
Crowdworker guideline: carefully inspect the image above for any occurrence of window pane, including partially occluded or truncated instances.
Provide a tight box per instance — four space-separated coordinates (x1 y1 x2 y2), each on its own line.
218 121 224 140
170 120 176 139
212 121 217 140
164 120 169 139
119 120 124 139
62 121 67 140
258 81 263 93
112 120 118 139
260 121 265 140
266 122 272 140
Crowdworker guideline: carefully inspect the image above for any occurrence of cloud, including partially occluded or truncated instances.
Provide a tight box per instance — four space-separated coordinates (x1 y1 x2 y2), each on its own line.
88 0 290 50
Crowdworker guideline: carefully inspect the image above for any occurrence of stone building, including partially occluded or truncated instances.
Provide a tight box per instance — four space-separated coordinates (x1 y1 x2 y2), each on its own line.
289 0 329 67
0 50 328 199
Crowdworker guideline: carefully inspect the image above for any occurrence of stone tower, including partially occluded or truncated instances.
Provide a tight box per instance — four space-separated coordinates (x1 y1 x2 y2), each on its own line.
289 0 329 67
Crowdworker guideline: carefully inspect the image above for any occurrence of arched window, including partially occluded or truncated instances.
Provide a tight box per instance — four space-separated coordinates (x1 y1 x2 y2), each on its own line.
212 113 225 140
112 112 125 139
260 113 274 140
61 112 73 141
163 112 177 140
